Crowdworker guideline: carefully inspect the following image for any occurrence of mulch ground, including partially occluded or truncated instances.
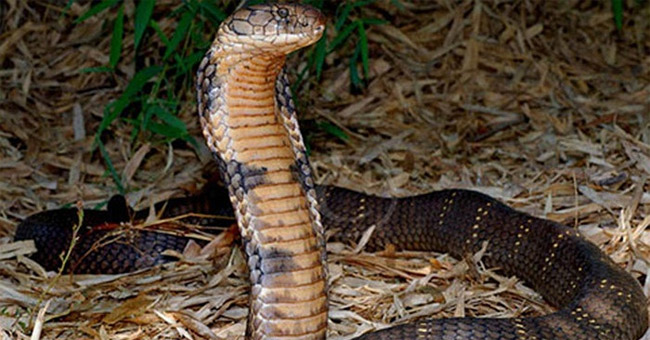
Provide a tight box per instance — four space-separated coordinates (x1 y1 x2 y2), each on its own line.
1 1 649 339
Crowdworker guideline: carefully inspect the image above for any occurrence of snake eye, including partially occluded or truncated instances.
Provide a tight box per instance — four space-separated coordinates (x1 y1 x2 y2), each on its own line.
277 8 289 18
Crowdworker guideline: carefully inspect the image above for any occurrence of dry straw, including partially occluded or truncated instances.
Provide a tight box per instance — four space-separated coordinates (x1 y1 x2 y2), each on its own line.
0 1 649 339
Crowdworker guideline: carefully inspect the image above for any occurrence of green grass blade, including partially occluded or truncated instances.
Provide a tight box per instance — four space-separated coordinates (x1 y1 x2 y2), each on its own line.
80 66 113 73
199 1 226 25
317 121 349 141
146 122 187 139
149 20 170 46
304 0 324 8
142 104 189 140
611 0 623 30
61 0 76 18
352 0 379 8
95 65 162 141
183 51 206 71
63 0 75 12
153 107 188 133
357 21 369 79
142 105 157 131
97 139 124 194
183 135 201 150
361 17 388 25
314 28 328 80
349 43 362 88
335 2 352 30
164 9 194 60
134 0 155 49
75 0 119 24
122 117 142 140
245 0 265 5
120 66 162 101
109 4 124 68
122 66 163 98
329 22 356 53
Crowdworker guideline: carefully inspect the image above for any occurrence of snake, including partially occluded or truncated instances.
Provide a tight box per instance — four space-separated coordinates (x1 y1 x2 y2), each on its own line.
13 3 648 340
14 182 235 274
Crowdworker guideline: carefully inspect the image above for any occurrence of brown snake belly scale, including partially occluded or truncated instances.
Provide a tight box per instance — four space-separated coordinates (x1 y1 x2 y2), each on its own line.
14 3 648 340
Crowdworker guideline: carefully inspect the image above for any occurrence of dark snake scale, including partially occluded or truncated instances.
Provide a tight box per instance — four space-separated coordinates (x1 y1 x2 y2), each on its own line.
14 184 234 274
15 3 648 340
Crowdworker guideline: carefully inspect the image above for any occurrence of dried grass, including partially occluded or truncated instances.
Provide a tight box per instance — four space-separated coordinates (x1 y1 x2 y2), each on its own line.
1 1 649 339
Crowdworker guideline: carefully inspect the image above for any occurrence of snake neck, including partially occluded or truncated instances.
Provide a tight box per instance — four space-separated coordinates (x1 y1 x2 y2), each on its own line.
198 51 328 340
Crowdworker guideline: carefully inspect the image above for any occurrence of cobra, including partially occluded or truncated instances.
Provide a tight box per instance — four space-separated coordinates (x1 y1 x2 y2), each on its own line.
195 3 647 340
12 3 648 340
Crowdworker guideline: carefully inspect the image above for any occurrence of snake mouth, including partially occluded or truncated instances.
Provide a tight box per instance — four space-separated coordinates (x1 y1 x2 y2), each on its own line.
299 5 326 37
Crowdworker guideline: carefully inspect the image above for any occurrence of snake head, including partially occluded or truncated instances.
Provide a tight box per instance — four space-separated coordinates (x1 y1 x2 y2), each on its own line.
217 3 325 55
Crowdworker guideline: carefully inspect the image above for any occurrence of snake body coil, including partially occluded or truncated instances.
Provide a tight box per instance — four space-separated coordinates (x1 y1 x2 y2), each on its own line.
195 4 648 340
14 3 648 340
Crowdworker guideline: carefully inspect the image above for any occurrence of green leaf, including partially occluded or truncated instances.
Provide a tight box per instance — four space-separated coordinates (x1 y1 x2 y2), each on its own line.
349 43 362 88
97 139 124 194
184 51 207 70
199 1 226 25
352 0 378 8
335 3 353 31
122 66 163 100
146 122 187 139
164 9 194 60
75 0 119 23
80 66 113 73
611 0 623 30
109 4 124 68
95 65 162 141
61 0 76 19
317 121 349 141
141 104 158 131
152 107 188 133
329 22 357 53
244 0 265 6
189 20 209 48
134 0 155 49
142 104 189 140
361 17 388 26
149 20 170 46
121 117 142 138
357 21 369 79
183 135 201 150
314 28 328 80
304 0 324 9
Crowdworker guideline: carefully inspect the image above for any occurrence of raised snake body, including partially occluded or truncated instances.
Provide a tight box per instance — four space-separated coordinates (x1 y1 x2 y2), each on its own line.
15 3 649 340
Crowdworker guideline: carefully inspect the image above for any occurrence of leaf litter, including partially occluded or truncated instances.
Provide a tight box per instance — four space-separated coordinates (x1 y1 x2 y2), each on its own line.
0 1 649 339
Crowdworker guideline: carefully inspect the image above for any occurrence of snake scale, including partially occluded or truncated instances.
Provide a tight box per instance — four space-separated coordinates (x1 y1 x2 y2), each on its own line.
14 3 648 340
